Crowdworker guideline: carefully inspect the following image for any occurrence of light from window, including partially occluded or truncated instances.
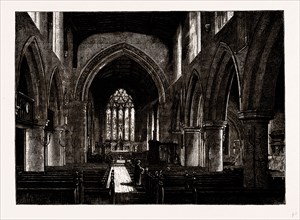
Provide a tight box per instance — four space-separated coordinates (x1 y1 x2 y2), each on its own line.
27 12 40 30
106 89 135 141
189 12 201 62
215 11 234 33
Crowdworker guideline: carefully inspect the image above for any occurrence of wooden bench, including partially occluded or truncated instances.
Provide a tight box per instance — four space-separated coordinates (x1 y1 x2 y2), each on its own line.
144 168 244 204
16 167 115 204
16 171 77 204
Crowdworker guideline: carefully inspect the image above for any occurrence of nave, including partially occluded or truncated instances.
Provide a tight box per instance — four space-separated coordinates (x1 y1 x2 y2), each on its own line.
14 11 286 205
16 159 285 205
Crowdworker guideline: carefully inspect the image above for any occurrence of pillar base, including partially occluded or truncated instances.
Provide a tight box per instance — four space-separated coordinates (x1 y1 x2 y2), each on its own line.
184 128 201 166
239 110 273 188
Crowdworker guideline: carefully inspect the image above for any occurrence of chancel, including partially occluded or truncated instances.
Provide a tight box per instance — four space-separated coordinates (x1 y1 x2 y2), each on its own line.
15 11 285 204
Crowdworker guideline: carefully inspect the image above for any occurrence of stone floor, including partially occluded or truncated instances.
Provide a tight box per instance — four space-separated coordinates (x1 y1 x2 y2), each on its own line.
106 164 137 193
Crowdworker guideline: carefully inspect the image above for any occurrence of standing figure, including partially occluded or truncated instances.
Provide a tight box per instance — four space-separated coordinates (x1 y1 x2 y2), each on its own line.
134 160 144 186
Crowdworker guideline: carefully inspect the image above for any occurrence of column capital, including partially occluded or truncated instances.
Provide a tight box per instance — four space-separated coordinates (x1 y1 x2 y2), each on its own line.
203 120 227 129
54 124 67 132
32 118 49 129
238 110 274 121
184 127 202 133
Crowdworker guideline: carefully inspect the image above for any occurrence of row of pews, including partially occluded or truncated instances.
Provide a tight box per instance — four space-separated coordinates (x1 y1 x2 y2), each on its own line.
16 164 115 204
142 165 285 204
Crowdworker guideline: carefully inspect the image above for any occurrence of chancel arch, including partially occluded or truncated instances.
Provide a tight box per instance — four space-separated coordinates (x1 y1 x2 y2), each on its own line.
77 53 161 162
75 43 169 103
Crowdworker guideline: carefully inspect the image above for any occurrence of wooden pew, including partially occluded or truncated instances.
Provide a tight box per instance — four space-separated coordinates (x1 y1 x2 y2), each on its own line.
16 171 78 204
144 168 244 204
80 168 113 204
16 166 115 204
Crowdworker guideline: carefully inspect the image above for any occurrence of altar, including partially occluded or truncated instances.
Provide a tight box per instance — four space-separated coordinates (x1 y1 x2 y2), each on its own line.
108 140 140 152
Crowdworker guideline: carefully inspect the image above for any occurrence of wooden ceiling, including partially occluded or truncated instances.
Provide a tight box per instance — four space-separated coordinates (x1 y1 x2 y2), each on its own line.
90 56 159 109
64 12 187 46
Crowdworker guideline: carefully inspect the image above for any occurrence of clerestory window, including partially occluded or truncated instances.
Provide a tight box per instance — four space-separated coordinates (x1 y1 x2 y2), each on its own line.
215 11 234 33
106 89 135 141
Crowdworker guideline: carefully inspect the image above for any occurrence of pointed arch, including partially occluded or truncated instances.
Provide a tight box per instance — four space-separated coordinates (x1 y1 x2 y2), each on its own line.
16 36 47 123
48 66 65 126
204 42 241 121
242 12 284 113
185 69 204 127
74 43 169 103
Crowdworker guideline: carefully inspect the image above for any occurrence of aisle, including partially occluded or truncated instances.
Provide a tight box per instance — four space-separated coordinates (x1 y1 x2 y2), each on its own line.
106 165 137 193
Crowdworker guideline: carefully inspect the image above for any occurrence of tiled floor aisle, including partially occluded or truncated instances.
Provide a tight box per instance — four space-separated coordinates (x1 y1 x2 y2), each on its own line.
106 165 137 193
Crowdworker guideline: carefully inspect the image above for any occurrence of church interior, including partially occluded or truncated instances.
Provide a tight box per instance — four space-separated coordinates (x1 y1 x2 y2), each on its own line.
15 11 285 205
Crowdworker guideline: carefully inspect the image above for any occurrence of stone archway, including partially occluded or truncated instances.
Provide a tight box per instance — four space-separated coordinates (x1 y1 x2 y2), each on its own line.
204 42 241 122
241 12 284 113
185 69 204 127
68 43 169 164
203 42 241 171
184 70 205 167
16 36 47 171
47 66 66 166
17 36 47 124
74 43 169 103
238 12 284 188
48 66 64 126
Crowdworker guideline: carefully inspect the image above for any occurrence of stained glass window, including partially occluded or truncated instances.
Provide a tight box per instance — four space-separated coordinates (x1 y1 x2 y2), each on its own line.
106 108 111 140
106 89 135 141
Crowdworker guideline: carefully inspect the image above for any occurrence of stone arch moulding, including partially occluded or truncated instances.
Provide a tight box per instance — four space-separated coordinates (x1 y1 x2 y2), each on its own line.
17 35 47 124
227 110 244 141
48 66 64 108
185 69 204 127
204 42 241 121
74 43 169 103
241 12 283 112
47 66 65 124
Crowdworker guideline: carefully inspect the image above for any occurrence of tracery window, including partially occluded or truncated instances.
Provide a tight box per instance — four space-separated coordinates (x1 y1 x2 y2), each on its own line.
106 89 135 141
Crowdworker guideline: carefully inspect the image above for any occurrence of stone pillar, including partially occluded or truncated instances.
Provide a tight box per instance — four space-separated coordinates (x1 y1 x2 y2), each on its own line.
239 111 272 188
184 128 200 166
53 12 64 62
47 127 65 166
203 121 226 172
66 101 87 164
25 126 45 172
198 129 206 167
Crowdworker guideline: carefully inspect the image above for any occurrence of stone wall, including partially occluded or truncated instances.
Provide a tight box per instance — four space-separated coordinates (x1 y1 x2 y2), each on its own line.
76 32 171 76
